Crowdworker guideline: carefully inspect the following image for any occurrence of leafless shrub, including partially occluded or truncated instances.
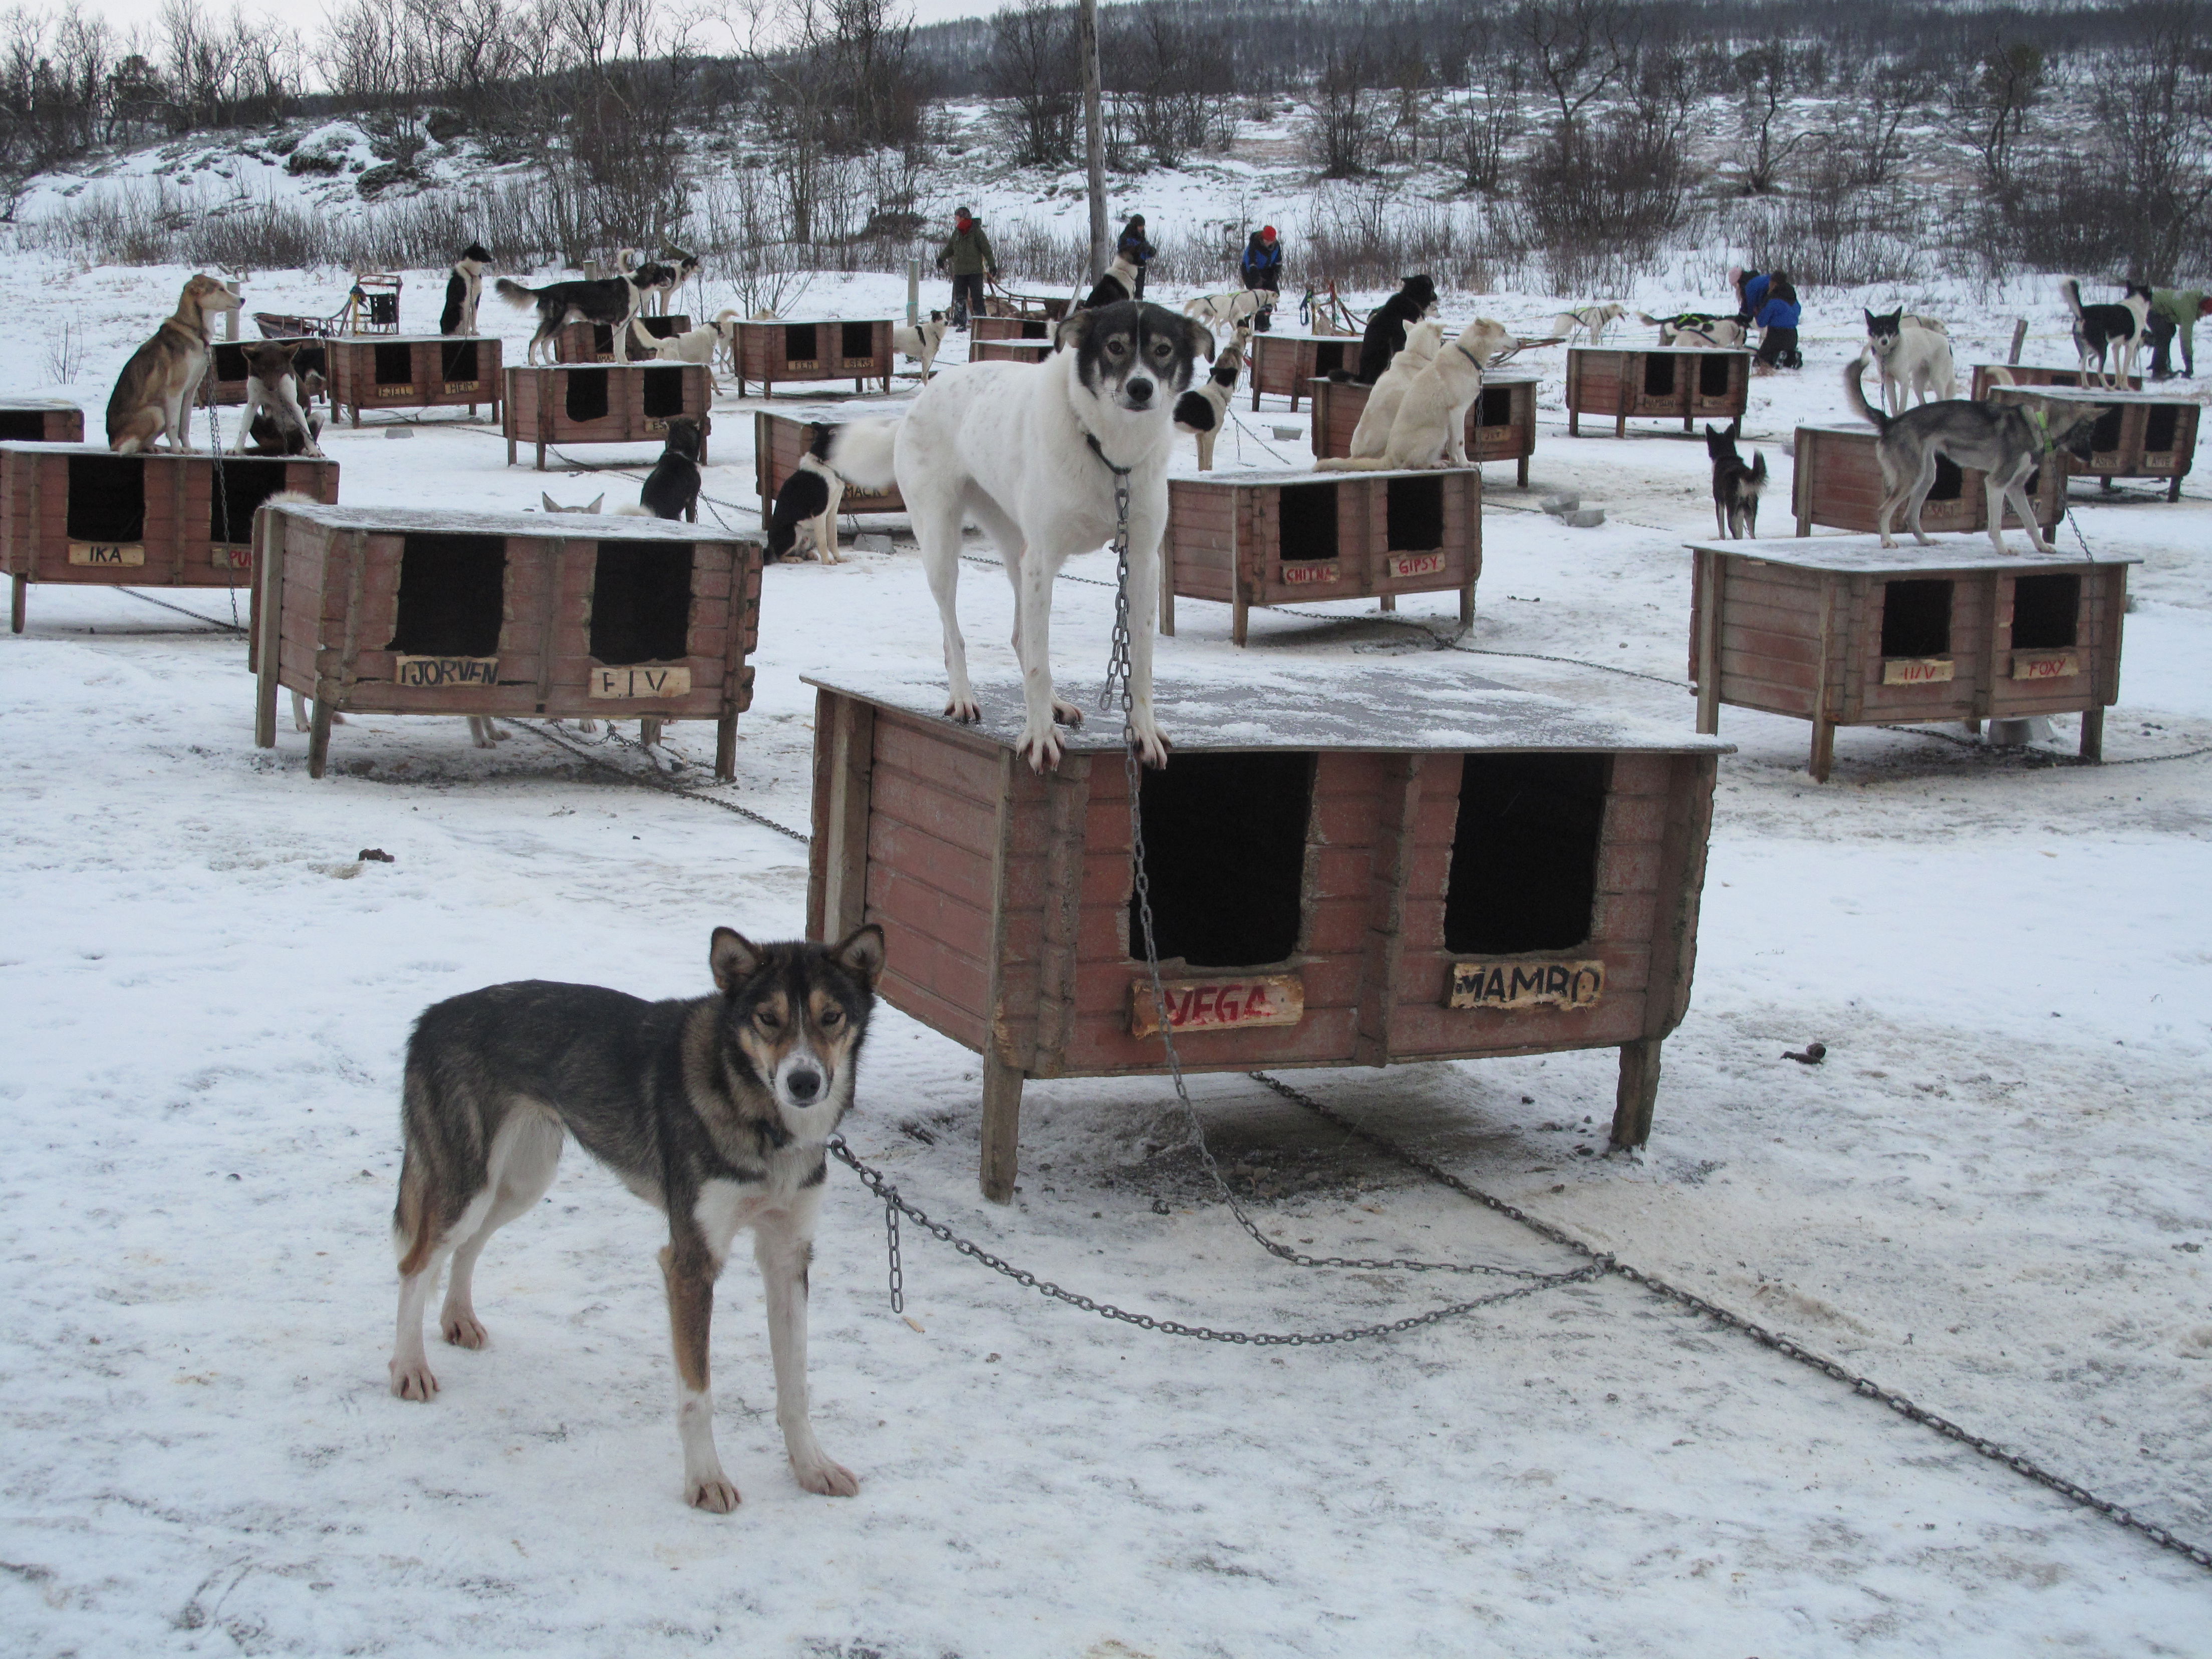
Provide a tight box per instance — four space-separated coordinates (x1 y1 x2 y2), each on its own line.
987 0 1077 168
1306 49 1381 178
45 311 85 382
1508 111 1695 294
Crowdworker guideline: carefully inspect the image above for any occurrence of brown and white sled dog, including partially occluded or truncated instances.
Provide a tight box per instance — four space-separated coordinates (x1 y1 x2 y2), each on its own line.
1640 311 1746 349
1318 319 1510 471
388 924 887 1511
105 273 243 453
1173 319 1252 469
233 341 324 457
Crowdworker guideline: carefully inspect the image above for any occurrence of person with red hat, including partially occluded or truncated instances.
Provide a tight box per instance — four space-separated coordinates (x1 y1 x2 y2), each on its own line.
1241 225 1282 332
936 206 997 332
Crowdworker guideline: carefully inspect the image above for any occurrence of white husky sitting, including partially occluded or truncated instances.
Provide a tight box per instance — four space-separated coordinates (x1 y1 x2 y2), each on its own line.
1318 319 1511 471
1343 318 1444 460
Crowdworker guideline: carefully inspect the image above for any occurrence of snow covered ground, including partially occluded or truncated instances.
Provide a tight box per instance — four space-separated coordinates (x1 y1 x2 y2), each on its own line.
3 260 2210 1655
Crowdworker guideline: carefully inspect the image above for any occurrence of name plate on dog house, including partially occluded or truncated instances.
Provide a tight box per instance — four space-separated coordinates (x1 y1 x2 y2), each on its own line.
1128 974 1304 1038
395 654 499 688
211 543 252 570
592 665 692 699
1881 657 1955 685
1279 560 1340 586
69 541 144 566
1449 960 1605 1010
2012 650 2080 680
1389 551 1446 580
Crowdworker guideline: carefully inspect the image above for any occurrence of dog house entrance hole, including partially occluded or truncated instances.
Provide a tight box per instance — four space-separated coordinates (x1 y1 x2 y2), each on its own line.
373 342 413 386
642 367 686 418
441 340 479 381
643 316 681 341
1479 386 1513 426
2089 404 2124 452
1642 355 1676 397
588 323 614 356
1444 754 1606 954
1021 319 1047 339
209 459 291 544
0 411 46 441
1928 455 1965 501
1881 579 1953 659
784 324 817 365
1698 354 1733 398
2146 405 2181 451
1386 475 1445 551
1313 342 1345 376
840 322 874 358
389 534 506 657
565 368 611 423
590 541 693 664
1278 482 1339 564
2012 573 2080 651
211 343 249 381
67 454 145 542
1129 751 1311 969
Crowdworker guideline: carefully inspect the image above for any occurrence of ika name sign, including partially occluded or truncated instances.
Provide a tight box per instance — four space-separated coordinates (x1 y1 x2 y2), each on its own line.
591 665 692 699
395 654 498 688
1128 973 1304 1039
1449 959 1605 1011
68 541 144 566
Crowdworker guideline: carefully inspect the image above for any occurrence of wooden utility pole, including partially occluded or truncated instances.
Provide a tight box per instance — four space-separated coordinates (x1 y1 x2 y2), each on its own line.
1078 0 1108 277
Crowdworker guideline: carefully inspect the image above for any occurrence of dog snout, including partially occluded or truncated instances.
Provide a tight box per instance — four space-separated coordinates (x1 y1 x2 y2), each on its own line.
785 1065 823 1103
1125 377 1154 404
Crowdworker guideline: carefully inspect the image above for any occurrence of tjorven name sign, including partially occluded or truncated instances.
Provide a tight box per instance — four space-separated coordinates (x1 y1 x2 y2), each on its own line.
1128 973 1304 1039
1449 959 1605 1011
394 654 498 688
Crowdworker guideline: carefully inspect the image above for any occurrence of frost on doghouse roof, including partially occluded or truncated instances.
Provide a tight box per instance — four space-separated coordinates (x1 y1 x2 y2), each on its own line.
806 665 1734 755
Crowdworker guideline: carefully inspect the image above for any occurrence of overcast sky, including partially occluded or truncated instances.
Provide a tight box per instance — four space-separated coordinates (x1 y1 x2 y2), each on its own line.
75 0 999 48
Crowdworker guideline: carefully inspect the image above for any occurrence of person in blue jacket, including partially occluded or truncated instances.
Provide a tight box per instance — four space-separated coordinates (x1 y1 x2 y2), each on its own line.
1118 215 1156 299
1240 226 1282 331
1733 266 1802 370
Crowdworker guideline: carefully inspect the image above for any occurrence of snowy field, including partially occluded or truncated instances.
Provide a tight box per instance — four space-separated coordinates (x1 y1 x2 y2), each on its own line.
3 261 2211 1656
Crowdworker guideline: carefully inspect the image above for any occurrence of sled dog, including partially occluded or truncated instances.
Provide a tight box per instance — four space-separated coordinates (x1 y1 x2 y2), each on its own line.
1705 418 1767 538
496 267 670 364
1080 254 1141 310
1183 289 1272 332
1318 319 1509 471
634 310 740 393
1173 320 1252 469
1550 301 1625 344
893 311 949 381
440 244 490 335
105 273 242 453
233 341 323 457
1341 318 1444 461
1864 308 1960 416
2061 278 2152 388
1351 274 1441 383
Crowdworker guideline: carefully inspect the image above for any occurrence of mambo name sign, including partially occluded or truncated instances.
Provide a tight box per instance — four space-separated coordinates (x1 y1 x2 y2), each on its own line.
1128 973 1304 1038
1449 959 1605 1010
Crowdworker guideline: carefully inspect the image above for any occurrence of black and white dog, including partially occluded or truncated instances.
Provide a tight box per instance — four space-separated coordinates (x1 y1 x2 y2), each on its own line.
765 423 862 563
388 924 887 1511
440 243 490 336
1704 418 1767 539
2061 278 2153 388
632 416 705 522
1353 274 1440 383
1081 254 1141 310
495 265 680 364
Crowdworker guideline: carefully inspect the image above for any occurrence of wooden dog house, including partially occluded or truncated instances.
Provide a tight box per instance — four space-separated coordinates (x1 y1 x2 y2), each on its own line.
1566 347 1750 435
1969 363 2141 399
1791 423 2063 537
971 338 1056 366
971 315 1052 343
502 364 711 470
754 403 906 527
731 319 895 397
327 336 504 426
1986 385 2198 501
0 400 83 443
2 443 338 633
1250 334 1355 411
1688 533 2137 780
250 500 762 780
1163 467 1481 644
1307 373 1538 486
804 668 1729 1199
554 314 692 364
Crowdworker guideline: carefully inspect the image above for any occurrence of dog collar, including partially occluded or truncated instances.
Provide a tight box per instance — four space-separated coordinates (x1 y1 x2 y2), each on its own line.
1083 431 1134 476
1454 341 1487 371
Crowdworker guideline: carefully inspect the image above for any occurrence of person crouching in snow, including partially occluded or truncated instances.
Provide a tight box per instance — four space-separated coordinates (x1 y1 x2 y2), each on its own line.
1241 226 1282 332
1732 266 1802 371
938 207 997 331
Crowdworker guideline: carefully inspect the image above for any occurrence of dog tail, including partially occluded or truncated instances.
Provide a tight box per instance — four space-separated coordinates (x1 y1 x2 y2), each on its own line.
823 418 899 493
494 278 536 309
1842 353 1889 432
1746 451 1768 495
2059 278 2085 321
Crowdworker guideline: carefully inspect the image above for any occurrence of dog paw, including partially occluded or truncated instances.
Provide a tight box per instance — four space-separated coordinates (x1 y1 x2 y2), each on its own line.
440 1310 488 1349
792 1456 860 1498
389 1357 439 1400
1050 699 1084 727
686 1474 741 1513
1016 723 1065 772
1128 719 1172 770
943 696 981 725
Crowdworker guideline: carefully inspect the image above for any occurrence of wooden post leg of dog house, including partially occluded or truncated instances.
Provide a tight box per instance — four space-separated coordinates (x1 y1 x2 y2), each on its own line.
1615 407 1627 439
1379 593 1397 613
1458 580 1475 631
1517 455 1529 488
1808 716 1835 783
9 573 23 634
253 518 286 748
1694 550 1720 734
1611 1039 1663 1149
979 1051 1025 1202
2079 706 2105 761
307 699 334 778
2169 475 2183 503
715 711 737 782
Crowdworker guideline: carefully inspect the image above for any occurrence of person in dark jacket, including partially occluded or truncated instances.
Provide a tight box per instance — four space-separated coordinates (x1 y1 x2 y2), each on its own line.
1117 215 1156 299
1240 226 1282 332
1734 267 1802 369
937 206 998 331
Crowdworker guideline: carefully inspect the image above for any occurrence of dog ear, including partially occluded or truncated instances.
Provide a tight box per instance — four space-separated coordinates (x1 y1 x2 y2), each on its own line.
585 494 602 512
710 927 764 992
1183 317 1215 365
832 924 886 990
1055 309 1094 351
541 492 559 511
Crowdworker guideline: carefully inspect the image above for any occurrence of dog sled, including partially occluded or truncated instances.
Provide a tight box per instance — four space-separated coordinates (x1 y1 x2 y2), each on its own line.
1299 281 1361 336
249 271 404 342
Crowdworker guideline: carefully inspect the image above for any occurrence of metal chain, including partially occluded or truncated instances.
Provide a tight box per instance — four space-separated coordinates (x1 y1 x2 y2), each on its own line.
515 719 812 844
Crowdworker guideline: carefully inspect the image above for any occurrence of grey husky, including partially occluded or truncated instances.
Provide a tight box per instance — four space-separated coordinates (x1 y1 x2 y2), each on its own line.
388 924 886 1511
1843 355 2100 554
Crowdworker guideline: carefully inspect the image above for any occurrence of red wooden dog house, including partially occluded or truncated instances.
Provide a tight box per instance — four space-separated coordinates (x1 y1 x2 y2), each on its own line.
971 315 1053 343
1985 385 2198 501
731 319 895 397
250 500 762 779
1162 466 1481 643
1 443 337 633
555 314 693 364
1307 373 1538 486
1688 533 2137 779
1790 423 2063 538
326 336 504 426
805 668 1729 1199
970 338 1055 366
0 400 82 443
753 404 907 528
1968 364 2141 399
1249 333 1354 411
502 364 711 470
1566 347 1749 436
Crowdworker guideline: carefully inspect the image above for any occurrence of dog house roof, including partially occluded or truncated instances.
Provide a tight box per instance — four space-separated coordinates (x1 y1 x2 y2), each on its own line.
262 500 761 545
334 334 495 345
1571 345 1752 357
1986 386 2188 408
1686 532 2142 573
0 440 336 464
739 316 896 327
760 400 910 423
0 397 81 409
1171 464 1481 485
805 667 1733 755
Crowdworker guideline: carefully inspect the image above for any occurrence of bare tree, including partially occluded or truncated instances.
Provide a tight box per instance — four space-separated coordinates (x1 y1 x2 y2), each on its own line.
988 0 1077 168
1956 38 2043 187
1517 0 1631 139
1734 44 1813 194
1306 47 1378 178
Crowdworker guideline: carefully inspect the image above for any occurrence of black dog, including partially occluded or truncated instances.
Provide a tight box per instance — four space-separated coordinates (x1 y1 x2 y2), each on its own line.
639 416 705 521
1705 417 1767 539
1352 274 1439 383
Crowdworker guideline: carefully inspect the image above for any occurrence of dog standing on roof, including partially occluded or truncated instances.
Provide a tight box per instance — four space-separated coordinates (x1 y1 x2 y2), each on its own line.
441 243 490 335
